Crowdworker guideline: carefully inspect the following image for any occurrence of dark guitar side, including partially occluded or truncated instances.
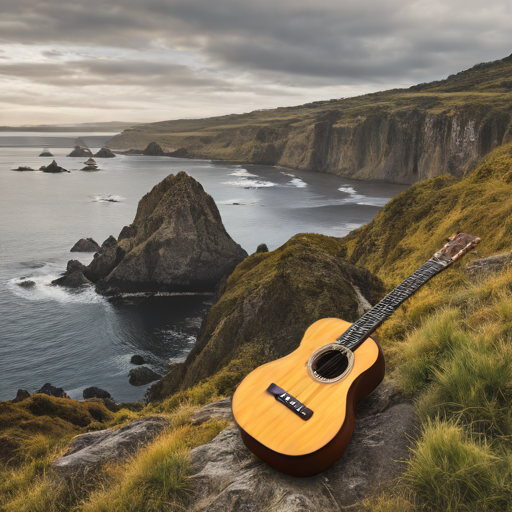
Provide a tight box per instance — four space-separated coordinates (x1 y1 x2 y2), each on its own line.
236 342 385 478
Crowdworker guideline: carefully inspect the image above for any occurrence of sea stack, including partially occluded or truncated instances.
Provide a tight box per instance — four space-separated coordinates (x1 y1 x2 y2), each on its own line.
142 142 165 156
41 160 69 173
94 147 116 158
86 172 247 295
39 148 53 157
82 158 99 171
67 146 93 157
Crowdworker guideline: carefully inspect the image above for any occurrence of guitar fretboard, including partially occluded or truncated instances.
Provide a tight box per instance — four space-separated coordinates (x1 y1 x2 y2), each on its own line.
337 259 445 350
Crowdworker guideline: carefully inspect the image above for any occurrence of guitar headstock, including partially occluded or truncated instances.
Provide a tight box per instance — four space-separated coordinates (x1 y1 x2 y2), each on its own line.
432 233 481 266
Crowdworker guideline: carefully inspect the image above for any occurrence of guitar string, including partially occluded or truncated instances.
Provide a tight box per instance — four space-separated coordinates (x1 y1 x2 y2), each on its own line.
314 259 445 378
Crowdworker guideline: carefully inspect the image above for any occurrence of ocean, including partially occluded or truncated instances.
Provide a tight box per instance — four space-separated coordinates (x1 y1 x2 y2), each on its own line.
0 133 407 402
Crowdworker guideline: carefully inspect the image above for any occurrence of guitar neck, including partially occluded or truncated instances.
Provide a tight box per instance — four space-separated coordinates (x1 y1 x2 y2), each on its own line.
337 260 444 350
337 232 481 351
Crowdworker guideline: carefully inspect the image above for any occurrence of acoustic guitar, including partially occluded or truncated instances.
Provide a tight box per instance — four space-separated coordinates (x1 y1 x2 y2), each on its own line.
232 233 480 477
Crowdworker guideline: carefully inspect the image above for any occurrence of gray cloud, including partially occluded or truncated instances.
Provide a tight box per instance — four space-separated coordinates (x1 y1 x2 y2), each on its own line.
1 0 511 83
1 0 512 124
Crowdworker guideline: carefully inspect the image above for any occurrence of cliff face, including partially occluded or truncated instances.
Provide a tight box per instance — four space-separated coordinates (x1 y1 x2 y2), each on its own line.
108 55 512 184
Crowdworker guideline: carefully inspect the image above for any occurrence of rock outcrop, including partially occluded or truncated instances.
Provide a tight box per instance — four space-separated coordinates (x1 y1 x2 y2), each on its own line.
146 234 384 401
83 387 112 400
70 238 100 252
52 260 91 288
41 160 69 173
12 389 31 403
94 147 116 158
466 252 512 277
130 354 146 365
142 141 165 156
83 235 123 283
36 383 68 398
128 366 161 386
167 147 189 158
39 150 53 157
53 416 169 474
67 146 92 157
86 172 247 295
188 384 416 511
17 280 35 288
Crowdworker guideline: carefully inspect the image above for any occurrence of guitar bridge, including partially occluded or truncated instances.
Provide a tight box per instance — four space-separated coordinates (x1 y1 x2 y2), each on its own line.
267 383 314 421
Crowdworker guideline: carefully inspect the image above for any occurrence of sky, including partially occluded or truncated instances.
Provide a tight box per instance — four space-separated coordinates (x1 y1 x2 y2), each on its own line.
0 0 511 126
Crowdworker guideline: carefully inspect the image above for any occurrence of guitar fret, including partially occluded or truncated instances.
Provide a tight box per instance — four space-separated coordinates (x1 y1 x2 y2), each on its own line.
337 260 444 350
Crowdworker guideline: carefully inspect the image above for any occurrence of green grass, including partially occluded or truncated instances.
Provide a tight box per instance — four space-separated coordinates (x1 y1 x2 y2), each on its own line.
79 419 228 512
404 420 512 512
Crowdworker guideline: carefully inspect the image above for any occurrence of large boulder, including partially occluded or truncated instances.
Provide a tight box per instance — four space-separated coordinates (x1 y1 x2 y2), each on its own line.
53 416 169 474
128 366 162 386
187 384 416 511
52 260 91 288
92 172 247 295
94 147 116 158
142 141 165 156
36 383 68 398
83 387 112 400
146 234 384 401
70 238 100 252
67 146 92 157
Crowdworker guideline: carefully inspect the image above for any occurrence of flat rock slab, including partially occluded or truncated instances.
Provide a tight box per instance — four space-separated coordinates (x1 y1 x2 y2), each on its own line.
191 397 233 425
466 252 511 277
188 383 415 511
53 416 168 474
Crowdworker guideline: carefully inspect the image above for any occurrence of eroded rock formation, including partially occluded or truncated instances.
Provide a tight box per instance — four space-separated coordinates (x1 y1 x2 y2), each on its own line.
142 141 165 156
53 416 169 474
85 172 247 295
41 160 69 173
51 260 91 288
70 238 100 252
67 146 93 157
94 147 116 158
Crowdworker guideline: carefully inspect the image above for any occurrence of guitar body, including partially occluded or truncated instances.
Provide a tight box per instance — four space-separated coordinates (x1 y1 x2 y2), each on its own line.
232 318 385 477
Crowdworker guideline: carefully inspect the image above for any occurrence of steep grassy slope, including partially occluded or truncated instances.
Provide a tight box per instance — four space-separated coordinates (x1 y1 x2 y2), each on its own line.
109 55 512 184
341 141 512 283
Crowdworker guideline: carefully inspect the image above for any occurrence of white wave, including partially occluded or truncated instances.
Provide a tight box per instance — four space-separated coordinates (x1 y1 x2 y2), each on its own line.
290 178 307 188
217 199 260 205
338 185 365 204
229 169 257 177
357 199 390 207
92 194 124 203
8 274 105 304
338 186 357 194
222 178 276 188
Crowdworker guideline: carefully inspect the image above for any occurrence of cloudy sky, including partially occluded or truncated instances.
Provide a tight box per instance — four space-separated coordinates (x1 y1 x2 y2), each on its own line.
0 0 511 126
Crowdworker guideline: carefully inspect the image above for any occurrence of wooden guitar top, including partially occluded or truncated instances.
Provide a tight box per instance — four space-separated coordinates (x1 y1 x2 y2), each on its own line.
232 318 379 457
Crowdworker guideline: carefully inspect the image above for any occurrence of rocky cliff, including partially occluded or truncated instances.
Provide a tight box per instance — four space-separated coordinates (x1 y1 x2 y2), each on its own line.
146 234 384 401
109 54 512 184
86 172 247 295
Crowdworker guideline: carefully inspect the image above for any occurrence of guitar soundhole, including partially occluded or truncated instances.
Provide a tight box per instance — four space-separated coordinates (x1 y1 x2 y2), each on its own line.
313 350 349 380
